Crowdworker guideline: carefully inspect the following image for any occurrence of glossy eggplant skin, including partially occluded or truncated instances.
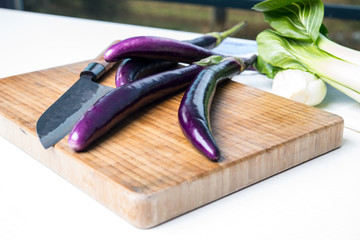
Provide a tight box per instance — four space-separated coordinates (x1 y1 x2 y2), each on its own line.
114 36 218 88
104 36 217 63
115 58 178 87
114 35 220 87
178 56 256 161
113 21 247 87
186 35 218 49
68 64 205 151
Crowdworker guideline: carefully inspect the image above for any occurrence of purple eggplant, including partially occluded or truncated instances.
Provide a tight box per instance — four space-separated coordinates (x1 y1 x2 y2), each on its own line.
103 36 219 64
114 21 247 87
178 55 257 161
68 64 205 152
115 58 178 87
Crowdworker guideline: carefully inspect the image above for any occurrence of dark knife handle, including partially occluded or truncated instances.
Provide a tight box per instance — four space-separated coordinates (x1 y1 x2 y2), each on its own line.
80 40 120 81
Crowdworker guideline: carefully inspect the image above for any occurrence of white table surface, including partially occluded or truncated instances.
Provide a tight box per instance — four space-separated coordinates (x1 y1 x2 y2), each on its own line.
1 8 359 240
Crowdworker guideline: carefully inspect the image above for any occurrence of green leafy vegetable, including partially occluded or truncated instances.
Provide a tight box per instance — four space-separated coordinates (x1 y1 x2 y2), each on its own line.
253 0 360 104
252 0 304 12
254 55 281 79
262 0 324 41
257 30 360 101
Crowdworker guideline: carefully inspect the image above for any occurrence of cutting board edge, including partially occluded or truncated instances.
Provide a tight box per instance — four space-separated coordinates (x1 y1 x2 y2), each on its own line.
0 110 343 228
135 115 344 228
0 112 152 227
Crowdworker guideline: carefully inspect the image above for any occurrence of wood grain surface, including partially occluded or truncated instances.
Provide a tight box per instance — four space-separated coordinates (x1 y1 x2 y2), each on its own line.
0 61 344 228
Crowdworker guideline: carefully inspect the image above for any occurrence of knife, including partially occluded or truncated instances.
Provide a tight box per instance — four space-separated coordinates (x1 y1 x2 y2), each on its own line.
36 41 119 149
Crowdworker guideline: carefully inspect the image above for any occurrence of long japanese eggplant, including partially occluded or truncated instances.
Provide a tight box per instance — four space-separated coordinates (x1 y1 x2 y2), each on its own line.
103 36 220 63
68 64 205 151
178 55 257 161
114 21 247 87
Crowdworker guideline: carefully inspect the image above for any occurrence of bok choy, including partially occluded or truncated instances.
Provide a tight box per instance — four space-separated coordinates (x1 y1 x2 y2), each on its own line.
253 0 360 104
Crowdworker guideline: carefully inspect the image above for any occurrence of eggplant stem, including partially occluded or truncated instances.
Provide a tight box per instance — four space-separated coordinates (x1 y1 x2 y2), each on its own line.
195 54 257 70
208 20 247 47
243 54 258 69
195 55 225 66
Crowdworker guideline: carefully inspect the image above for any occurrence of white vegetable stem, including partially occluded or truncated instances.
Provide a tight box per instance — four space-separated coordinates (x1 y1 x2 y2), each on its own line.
317 33 360 66
287 40 360 96
322 77 360 103
272 69 327 106
305 56 360 93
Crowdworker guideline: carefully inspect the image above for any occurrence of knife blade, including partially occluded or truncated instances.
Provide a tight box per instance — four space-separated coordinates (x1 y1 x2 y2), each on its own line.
36 41 119 149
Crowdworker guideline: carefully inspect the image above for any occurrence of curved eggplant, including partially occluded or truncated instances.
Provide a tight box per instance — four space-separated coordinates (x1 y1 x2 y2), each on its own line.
114 21 247 87
68 64 205 151
178 55 257 161
103 36 218 63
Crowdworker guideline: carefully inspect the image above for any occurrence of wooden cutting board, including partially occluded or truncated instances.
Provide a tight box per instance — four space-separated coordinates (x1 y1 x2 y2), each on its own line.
0 61 343 228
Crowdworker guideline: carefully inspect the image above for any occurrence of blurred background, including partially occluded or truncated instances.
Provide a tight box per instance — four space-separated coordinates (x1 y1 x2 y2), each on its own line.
2 0 360 49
